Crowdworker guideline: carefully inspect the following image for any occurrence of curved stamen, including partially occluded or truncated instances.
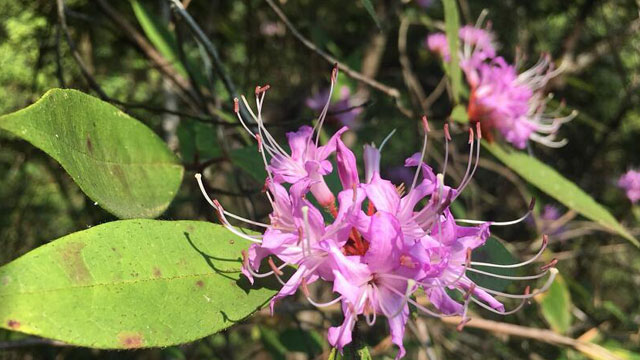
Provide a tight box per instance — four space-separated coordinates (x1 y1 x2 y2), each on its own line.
312 64 339 148
196 174 269 228
471 235 548 268
379 128 397 151
473 268 558 299
410 116 430 192
469 286 529 315
456 198 535 226
466 266 550 281
443 124 451 177
383 283 454 318
300 278 343 308
242 251 289 279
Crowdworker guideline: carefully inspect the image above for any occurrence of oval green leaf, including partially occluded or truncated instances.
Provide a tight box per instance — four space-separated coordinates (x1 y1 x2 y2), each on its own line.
484 142 637 246
0 89 184 218
0 219 275 348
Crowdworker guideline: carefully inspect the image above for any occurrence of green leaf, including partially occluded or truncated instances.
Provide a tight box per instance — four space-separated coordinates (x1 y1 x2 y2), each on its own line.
260 326 287 360
0 89 183 218
177 121 221 162
535 273 572 334
468 237 517 292
328 344 372 360
360 0 382 30
450 104 469 123
230 146 267 183
357 345 373 360
443 0 462 103
484 142 638 246
0 219 276 348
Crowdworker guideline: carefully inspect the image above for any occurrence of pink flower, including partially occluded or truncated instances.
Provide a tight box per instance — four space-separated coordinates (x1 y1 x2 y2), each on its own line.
426 33 450 61
195 69 558 359
427 23 575 148
618 169 640 204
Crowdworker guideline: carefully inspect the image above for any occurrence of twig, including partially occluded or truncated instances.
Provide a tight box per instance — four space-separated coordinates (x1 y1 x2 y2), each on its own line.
423 75 448 111
95 0 200 109
167 1 237 100
264 0 402 100
398 15 428 114
439 317 622 360
54 24 66 88
56 0 108 99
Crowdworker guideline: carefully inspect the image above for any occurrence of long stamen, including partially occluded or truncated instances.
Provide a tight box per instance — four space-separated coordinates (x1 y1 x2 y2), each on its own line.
233 98 257 139
242 250 288 278
383 283 453 318
474 268 558 299
443 123 451 177
456 198 536 226
471 235 549 268
470 286 530 316
300 278 344 308
313 64 339 148
379 128 397 151
411 115 430 192
196 173 269 228
455 124 481 195
466 266 550 281
457 283 476 331
255 134 274 182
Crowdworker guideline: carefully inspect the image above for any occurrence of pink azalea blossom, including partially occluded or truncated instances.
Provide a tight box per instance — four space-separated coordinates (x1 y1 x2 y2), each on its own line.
195 68 558 359
618 169 640 204
427 23 575 148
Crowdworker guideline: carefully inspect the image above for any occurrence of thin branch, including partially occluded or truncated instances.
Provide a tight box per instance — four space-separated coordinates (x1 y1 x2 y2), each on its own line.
398 15 428 114
440 317 621 360
95 0 200 109
264 0 402 100
56 0 108 99
167 1 236 99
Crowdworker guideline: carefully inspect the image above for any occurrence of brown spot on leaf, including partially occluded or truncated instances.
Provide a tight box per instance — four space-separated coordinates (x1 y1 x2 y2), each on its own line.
110 165 131 195
1 276 10 286
117 332 144 349
57 242 92 284
152 267 162 278
228 239 235 245
195 280 204 288
7 320 20 329
86 136 93 154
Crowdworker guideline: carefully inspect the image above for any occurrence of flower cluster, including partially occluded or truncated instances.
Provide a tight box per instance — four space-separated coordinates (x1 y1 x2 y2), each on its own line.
427 21 576 149
196 69 557 359
618 169 640 204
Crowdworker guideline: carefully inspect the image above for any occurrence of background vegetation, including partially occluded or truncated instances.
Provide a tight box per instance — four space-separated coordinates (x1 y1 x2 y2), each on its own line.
1 0 639 359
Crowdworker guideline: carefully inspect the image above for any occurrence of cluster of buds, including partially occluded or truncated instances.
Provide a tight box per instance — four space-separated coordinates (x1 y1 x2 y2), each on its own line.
427 16 576 149
196 68 557 359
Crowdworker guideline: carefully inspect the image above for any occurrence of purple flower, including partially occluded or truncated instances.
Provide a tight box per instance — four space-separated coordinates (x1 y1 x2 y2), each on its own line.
306 86 363 129
618 169 640 204
195 69 558 359
427 22 575 149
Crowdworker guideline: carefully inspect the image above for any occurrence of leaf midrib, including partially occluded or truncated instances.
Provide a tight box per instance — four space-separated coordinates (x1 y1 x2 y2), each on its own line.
0 268 243 298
